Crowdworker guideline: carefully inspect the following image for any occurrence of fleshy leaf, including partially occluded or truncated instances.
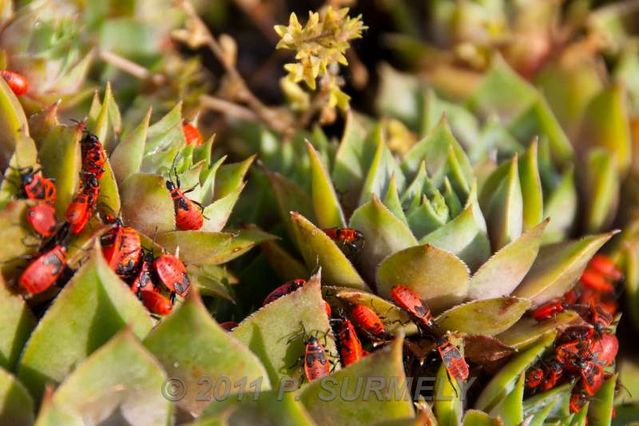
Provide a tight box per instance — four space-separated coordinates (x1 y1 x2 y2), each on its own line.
512 232 616 305
420 187 491 271
435 297 531 336
214 156 255 201
488 373 524 425
468 219 548 300
359 125 405 205
0 135 38 206
306 141 345 228
587 374 617 425
120 173 175 236
376 244 469 312
38 123 82 216
265 169 315 244
434 362 463 426
290 212 368 290
0 78 29 170
157 228 275 265
144 291 270 415
523 383 572 422
0 276 35 371
474 332 555 412
582 148 619 233
97 156 121 215
382 174 408 224
142 102 185 173
0 200 37 276
202 184 245 232
330 287 418 335
47 330 170 426
543 167 577 244
109 108 151 184
233 274 338 386
0 367 33 426
261 240 309 282
332 111 374 200
463 410 500 426
496 311 582 350
350 196 417 282
189 265 237 301
299 336 415 426
17 245 153 400
518 141 544 230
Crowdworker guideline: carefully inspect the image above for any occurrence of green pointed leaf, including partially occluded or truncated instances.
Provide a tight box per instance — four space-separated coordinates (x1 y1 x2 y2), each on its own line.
578 84 632 175
350 196 417 282
142 102 185 173
359 126 405 205
48 330 171 426
496 311 582 350
97 156 120 215
189 264 237 301
583 149 619 233
519 141 544 231
475 332 555 412
214 156 255 201
513 232 616 305
332 111 374 197
202 184 244 232
421 188 491 271
110 108 151 184
120 173 175 236
468 219 548 300
0 276 35 372
442 177 462 217
435 297 531 336
587 374 616 425
306 141 345 228
233 274 338 386
0 200 37 277
103 83 121 137
483 156 523 250
0 367 33 426
444 145 471 199
290 212 367 290
488 373 524 425
523 383 572 422
376 63 421 127
543 167 577 244
38 124 82 216
300 336 414 426
88 93 110 144
434 361 463 426
261 240 309 282
199 390 315 426
382 174 408 224
0 78 29 170
377 244 469 312
144 292 270 415
17 246 154 400
463 410 500 426
406 194 449 239
265 169 315 244
331 287 418 335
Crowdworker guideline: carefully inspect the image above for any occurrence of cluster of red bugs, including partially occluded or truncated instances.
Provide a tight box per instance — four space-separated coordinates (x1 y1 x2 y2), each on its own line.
100 215 191 316
527 254 622 413
0 70 28 96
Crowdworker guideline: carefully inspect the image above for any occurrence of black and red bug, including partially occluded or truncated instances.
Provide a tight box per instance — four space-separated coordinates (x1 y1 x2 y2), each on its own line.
183 121 203 146
589 254 623 282
333 317 365 367
18 244 67 295
351 303 386 337
130 250 154 296
154 253 190 296
26 202 57 238
0 70 29 95
15 167 56 204
390 285 435 330
437 338 469 381
569 391 587 414
532 299 567 321
525 367 545 389
303 335 330 382
539 361 565 392
596 333 618 367
219 321 239 331
263 279 306 305
101 220 142 279
580 269 615 293
323 227 364 256
579 360 606 396
79 131 107 179
140 288 173 316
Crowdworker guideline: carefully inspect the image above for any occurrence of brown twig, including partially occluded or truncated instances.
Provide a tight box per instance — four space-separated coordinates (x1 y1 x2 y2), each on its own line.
199 95 259 121
99 50 166 86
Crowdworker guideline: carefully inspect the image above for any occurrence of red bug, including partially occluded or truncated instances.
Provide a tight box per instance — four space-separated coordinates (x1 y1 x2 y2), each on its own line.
540 361 564 392
351 304 386 337
390 285 435 330
219 321 239 331
140 289 173 316
437 339 469 381
569 391 587 414
562 289 579 305
183 121 203 146
0 70 29 95
532 299 566 321
18 245 67 295
130 251 154 296
15 167 56 204
580 269 615 293
589 255 623 282
263 279 306 305
101 222 142 279
334 317 365 367
79 132 106 179
596 333 618 367
65 177 99 234
303 336 330 382
154 253 190 296
526 367 545 389
579 360 605 396
323 227 364 256
166 179 204 231
26 203 57 238
323 300 332 317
